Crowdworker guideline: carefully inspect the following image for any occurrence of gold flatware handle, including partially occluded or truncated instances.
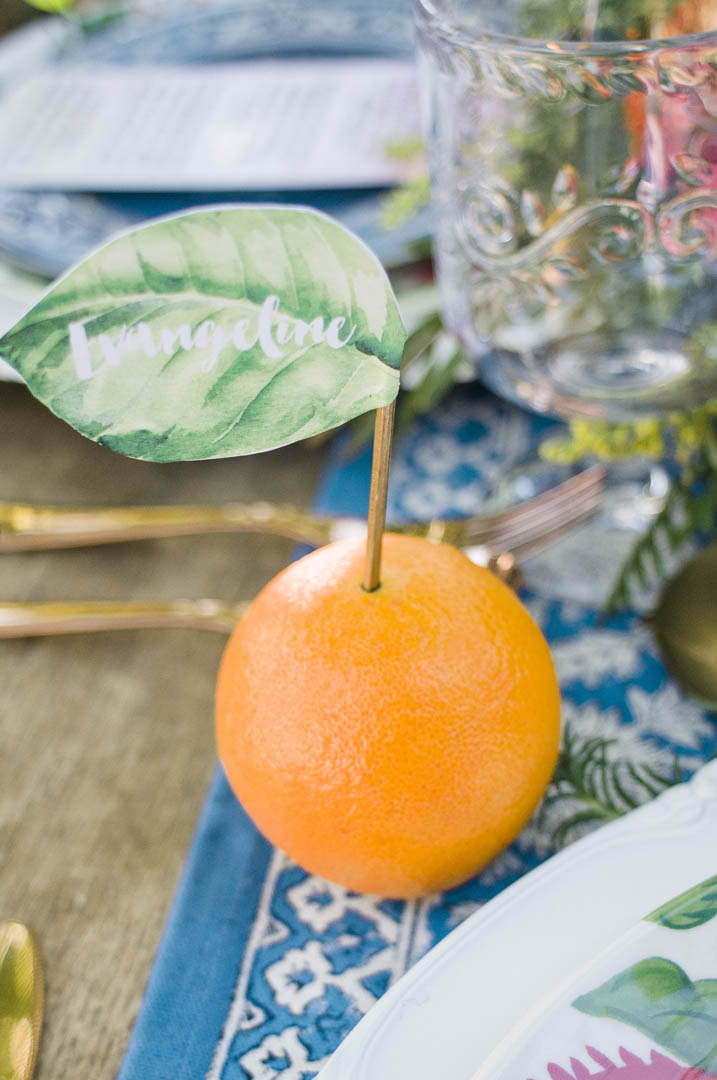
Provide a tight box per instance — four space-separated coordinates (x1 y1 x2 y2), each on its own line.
0 600 249 637
0 502 333 551
0 550 521 639
0 920 43 1080
0 467 605 553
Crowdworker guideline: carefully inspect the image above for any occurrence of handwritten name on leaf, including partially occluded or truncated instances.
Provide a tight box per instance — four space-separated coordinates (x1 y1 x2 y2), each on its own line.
68 295 358 381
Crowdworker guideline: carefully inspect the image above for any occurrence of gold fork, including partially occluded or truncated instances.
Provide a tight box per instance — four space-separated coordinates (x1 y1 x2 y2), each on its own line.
0 493 600 638
0 466 605 554
0 467 605 638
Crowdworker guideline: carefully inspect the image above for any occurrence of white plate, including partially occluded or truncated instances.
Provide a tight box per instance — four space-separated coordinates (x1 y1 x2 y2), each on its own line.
0 261 49 382
0 360 22 383
316 760 717 1080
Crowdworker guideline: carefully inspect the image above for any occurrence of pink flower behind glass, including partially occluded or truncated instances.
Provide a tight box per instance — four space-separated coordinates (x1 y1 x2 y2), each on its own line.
624 47 717 256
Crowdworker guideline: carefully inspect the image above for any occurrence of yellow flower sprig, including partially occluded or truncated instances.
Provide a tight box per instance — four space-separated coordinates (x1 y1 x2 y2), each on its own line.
24 0 75 10
541 401 717 470
541 417 665 465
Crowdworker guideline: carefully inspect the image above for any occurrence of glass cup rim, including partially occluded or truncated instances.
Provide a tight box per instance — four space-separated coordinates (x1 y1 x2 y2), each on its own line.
413 0 717 58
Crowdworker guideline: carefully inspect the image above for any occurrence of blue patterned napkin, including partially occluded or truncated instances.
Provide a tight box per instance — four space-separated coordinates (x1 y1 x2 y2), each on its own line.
118 386 716 1080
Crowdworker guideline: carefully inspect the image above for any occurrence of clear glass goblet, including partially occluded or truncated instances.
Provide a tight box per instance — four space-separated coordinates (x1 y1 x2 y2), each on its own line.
414 0 717 422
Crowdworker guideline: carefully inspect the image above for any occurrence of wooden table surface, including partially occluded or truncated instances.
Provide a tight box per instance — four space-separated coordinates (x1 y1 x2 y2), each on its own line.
0 382 326 1078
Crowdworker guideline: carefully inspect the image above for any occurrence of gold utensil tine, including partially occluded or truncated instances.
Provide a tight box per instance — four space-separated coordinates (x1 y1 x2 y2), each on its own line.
0 467 605 553
0 920 43 1080
478 477 605 550
455 465 605 547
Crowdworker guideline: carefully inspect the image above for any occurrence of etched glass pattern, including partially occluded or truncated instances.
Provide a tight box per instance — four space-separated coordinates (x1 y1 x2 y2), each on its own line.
415 1 717 419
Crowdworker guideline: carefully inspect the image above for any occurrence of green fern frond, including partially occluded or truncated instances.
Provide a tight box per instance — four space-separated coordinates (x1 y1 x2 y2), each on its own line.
379 138 429 229
550 810 608 849
539 724 679 848
346 309 444 454
394 330 467 440
541 395 717 614
604 463 717 613
382 137 426 163
347 301 471 455
380 177 432 230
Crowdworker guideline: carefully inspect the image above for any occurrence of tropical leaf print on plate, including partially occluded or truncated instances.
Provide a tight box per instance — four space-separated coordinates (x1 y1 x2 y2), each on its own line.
0 206 404 461
574 957 717 1072
646 874 717 932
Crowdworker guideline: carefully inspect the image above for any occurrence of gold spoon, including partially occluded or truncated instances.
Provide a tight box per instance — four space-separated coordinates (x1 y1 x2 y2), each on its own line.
0 920 43 1080
650 543 717 707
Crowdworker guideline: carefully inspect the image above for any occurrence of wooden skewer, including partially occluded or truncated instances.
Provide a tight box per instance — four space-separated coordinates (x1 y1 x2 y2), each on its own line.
362 401 396 592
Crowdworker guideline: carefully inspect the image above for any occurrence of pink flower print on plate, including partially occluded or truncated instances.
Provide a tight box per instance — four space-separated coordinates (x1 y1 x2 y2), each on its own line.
537 1044 716 1080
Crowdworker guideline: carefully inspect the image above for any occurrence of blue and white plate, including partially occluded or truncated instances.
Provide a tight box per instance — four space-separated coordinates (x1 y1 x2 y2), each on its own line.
0 0 423 290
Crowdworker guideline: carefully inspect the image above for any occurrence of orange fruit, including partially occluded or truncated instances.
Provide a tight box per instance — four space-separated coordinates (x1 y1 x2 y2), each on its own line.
216 534 560 898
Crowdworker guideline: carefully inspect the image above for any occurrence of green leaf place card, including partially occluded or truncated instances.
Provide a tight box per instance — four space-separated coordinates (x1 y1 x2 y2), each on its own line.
0 205 404 462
